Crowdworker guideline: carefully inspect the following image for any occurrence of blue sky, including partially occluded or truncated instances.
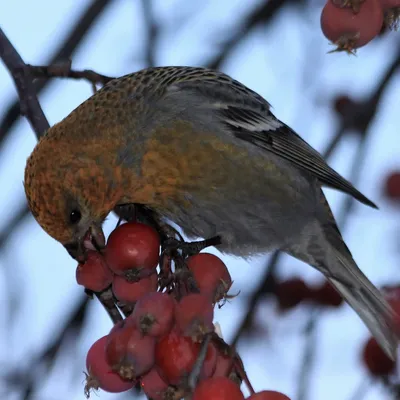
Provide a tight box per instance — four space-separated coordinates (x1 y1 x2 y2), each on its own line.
0 1 400 399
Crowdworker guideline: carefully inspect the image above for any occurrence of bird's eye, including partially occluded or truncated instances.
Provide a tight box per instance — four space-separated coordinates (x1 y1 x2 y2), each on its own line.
69 209 82 224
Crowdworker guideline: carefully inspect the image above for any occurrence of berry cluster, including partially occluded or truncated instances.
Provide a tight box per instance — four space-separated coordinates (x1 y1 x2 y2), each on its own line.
78 222 291 399
320 0 400 53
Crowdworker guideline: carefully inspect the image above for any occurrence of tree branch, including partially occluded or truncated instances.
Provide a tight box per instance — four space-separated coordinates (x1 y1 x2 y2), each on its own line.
140 0 158 68
0 28 49 138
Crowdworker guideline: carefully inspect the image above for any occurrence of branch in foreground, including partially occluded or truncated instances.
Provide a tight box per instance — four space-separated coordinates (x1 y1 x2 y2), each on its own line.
0 28 49 138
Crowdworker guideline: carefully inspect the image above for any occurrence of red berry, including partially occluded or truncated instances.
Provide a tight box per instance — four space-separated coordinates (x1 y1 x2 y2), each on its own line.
213 351 234 378
140 367 169 400
175 294 214 341
310 281 344 307
105 222 160 276
247 391 291 400
384 171 400 200
76 251 113 292
85 336 135 396
362 337 395 376
192 376 244 400
112 274 158 304
321 0 384 52
186 253 232 302
388 297 400 315
274 278 310 311
333 95 356 117
105 321 156 380
155 328 217 385
128 292 174 337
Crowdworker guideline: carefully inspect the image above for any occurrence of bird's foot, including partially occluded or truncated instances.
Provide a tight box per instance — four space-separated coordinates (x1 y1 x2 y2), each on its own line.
162 235 222 258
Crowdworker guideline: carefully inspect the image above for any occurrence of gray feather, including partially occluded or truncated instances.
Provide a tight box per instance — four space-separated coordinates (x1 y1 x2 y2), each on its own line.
164 72 377 208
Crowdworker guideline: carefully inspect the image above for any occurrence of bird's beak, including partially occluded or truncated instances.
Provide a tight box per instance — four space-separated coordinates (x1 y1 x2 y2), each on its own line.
64 225 106 263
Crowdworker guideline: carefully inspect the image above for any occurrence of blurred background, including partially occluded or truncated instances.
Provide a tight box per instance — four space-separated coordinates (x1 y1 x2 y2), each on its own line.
0 0 399 399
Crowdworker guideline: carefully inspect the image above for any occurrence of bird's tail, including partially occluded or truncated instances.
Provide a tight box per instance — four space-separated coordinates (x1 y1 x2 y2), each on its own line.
326 247 398 360
286 195 398 360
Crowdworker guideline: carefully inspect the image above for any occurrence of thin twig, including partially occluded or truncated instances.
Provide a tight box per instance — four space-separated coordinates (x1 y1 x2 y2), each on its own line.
95 289 123 324
296 310 320 400
188 333 212 390
230 251 280 348
346 376 372 400
337 135 369 228
0 204 31 249
27 63 114 86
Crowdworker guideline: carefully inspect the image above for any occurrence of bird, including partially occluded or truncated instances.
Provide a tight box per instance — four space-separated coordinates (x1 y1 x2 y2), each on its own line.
24 66 398 359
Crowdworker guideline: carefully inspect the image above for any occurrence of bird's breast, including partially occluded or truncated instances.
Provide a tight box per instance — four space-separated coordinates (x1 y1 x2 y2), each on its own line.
119 122 318 255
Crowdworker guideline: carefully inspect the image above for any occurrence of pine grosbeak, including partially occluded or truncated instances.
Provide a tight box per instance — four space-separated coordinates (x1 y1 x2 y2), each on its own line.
24 66 398 358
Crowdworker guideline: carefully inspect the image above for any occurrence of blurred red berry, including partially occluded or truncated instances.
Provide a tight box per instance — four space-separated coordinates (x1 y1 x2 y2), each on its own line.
112 274 158 304
384 172 400 200
274 278 311 311
310 281 344 307
247 391 291 400
128 292 174 337
175 294 214 341
155 328 217 385
362 337 395 376
76 251 113 292
192 376 244 400
333 95 356 117
186 253 232 302
105 222 160 277
140 367 169 400
321 0 384 52
388 298 400 314
105 321 156 380
85 335 135 397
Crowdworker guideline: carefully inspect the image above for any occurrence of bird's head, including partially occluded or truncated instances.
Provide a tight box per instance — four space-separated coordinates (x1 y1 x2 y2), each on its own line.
24 133 123 262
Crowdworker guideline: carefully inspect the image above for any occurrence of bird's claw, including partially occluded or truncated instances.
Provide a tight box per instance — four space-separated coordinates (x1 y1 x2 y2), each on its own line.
162 235 222 258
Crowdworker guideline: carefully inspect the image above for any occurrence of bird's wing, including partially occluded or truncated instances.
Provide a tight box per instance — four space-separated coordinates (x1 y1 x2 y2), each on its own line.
166 70 377 208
